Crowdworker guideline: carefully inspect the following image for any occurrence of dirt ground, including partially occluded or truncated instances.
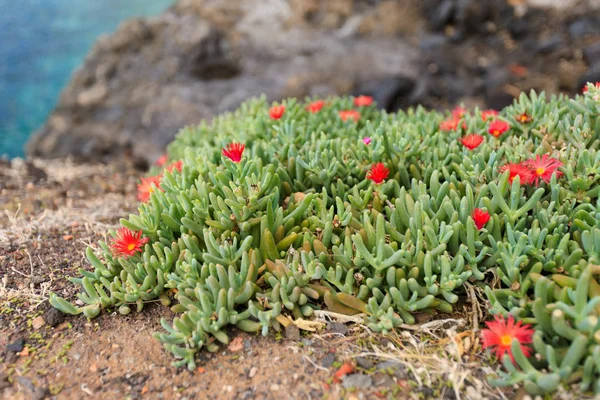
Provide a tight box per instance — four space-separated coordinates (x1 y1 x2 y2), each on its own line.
1 158 519 400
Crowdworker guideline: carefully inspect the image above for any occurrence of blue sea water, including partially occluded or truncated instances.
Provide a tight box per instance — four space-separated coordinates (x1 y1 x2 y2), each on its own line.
0 0 174 158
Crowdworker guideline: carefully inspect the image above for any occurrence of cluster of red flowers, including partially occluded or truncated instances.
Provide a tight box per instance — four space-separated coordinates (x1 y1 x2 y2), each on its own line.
500 154 563 185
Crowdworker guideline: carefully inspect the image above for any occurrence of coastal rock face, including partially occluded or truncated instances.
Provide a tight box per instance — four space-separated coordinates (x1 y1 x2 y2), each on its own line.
27 0 600 164
27 0 420 165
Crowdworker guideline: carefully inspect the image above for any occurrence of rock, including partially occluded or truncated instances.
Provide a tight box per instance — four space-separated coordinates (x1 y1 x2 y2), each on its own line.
341 373 373 389
31 387 50 400
321 353 336 368
325 321 349 336
27 0 418 164
375 360 405 376
372 372 395 387
352 76 416 112
536 35 564 54
583 42 600 65
355 356 375 369
484 68 514 110
454 0 492 35
44 307 65 327
16 376 35 392
32 316 46 330
423 0 455 31
6 338 25 353
569 17 600 39
285 325 301 341
248 367 257 378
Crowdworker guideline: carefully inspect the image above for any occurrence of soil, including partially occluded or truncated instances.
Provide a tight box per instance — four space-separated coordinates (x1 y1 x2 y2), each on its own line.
1 159 514 400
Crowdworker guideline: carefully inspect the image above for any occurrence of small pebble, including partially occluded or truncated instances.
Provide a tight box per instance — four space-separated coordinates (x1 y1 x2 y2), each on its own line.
285 325 300 341
248 367 257 378
342 373 373 389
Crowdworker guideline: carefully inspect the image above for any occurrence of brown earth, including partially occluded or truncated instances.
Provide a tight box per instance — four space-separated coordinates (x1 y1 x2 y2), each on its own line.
2 159 520 400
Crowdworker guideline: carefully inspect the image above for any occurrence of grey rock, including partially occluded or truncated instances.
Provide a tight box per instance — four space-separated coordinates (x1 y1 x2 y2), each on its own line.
321 353 336 368
372 372 395 387
325 321 349 336
285 325 301 341
375 360 405 376
44 307 65 327
583 42 600 65
31 387 50 400
342 373 373 389
355 356 375 370
6 338 24 353
16 376 35 392
569 18 600 39
27 0 417 164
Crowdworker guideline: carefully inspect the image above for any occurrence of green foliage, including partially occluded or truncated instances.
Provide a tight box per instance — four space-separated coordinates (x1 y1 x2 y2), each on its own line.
50 89 600 394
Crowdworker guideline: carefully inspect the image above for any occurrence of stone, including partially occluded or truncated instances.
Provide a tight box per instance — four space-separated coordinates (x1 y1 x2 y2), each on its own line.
355 356 375 370
341 373 373 389
372 372 395 387
285 325 301 341
248 367 257 378
325 321 349 336
569 17 600 39
32 316 46 330
321 353 336 368
352 76 416 112
583 42 600 65
31 387 50 400
375 360 405 376
6 338 25 353
44 306 65 327
16 376 35 392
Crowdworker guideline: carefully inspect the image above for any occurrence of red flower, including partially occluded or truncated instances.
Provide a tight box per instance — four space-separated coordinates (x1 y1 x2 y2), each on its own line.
222 142 245 163
367 163 389 184
137 175 163 202
354 95 373 107
524 154 563 185
166 161 183 173
481 315 534 364
452 106 466 119
155 154 168 167
488 120 509 138
269 105 285 120
582 82 600 93
481 109 499 121
459 134 484 150
110 227 149 258
499 162 533 185
339 110 360 122
517 112 532 124
307 100 325 113
471 208 490 230
440 117 460 132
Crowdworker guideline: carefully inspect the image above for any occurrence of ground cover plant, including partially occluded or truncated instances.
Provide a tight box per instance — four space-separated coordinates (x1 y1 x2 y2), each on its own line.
50 86 600 396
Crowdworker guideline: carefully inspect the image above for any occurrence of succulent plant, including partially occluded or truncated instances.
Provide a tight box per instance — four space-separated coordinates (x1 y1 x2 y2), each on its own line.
50 87 600 395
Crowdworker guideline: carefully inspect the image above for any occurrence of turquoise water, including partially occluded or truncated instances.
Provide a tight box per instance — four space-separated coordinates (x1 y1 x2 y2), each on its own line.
0 0 173 158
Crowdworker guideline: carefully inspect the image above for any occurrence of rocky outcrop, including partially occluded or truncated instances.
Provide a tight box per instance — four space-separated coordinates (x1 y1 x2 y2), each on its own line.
27 0 421 165
27 0 600 164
